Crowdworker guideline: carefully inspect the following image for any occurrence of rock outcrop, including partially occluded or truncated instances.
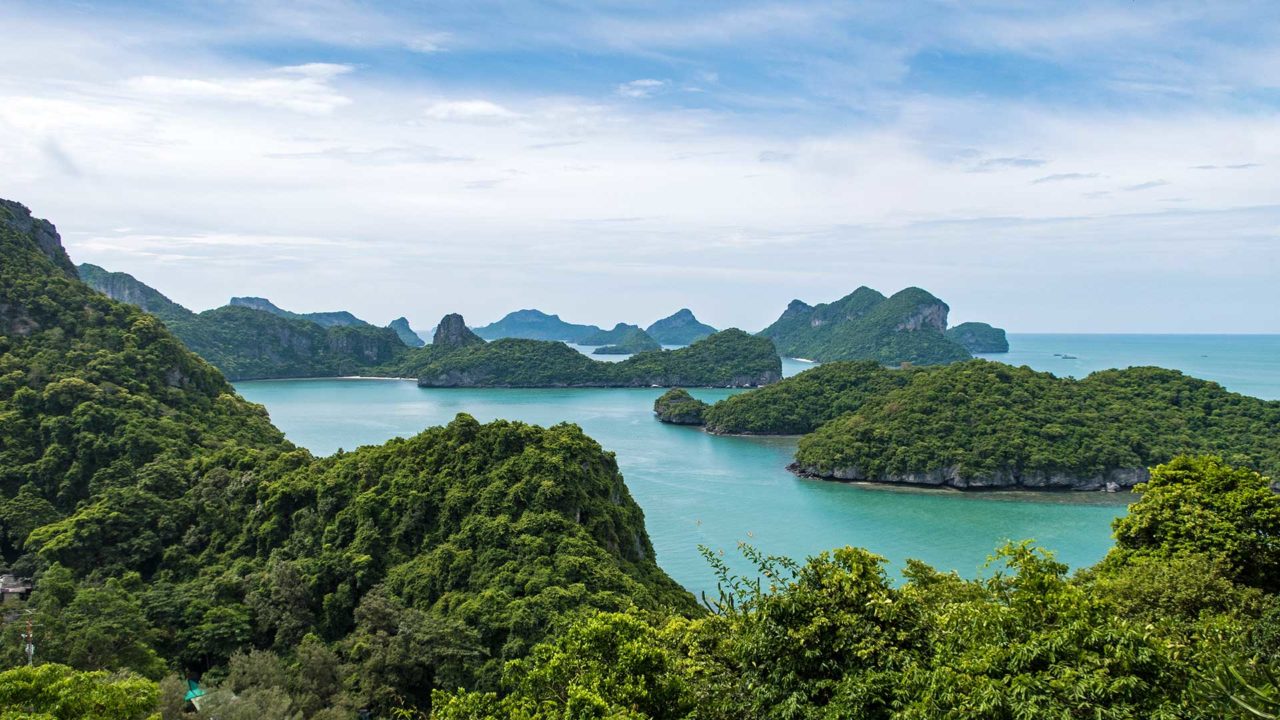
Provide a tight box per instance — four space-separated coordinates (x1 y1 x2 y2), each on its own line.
0 200 77 279
433 313 485 348
789 463 1148 491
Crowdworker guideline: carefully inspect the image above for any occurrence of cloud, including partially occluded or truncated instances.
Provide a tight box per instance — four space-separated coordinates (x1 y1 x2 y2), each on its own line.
757 150 794 163
616 79 667 98
970 156 1047 172
1122 180 1169 191
124 63 353 114
424 99 521 122
265 145 470 165
1191 163 1261 170
42 138 82 177
404 33 451 53
1032 172 1099 184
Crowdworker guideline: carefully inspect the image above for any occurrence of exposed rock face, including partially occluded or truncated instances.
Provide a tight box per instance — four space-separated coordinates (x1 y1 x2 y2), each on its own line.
388 317 425 348
653 389 709 425
645 309 718 345
433 313 485 348
946 322 1010 353
0 200 77 279
895 300 948 333
789 463 1149 491
78 263 192 320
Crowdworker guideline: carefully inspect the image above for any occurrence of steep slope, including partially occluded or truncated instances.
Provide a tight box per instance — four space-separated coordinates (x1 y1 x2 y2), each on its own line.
76 264 193 322
0 199 695 712
388 316 425 348
79 265 409 380
946 321 1009 353
473 309 602 342
646 308 717 345
229 296 369 328
759 286 973 365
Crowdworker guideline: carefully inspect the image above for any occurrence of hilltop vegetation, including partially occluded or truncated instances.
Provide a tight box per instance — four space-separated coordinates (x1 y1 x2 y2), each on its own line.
691 358 1280 489
472 309 602 342
946 321 1009 353
78 264 409 380
405 323 780 387
229 296 369 328
653 388 709 424
759 286 993 365
0 200 691 717
7 199 1280 719
592 326 662 354
646 308 717 344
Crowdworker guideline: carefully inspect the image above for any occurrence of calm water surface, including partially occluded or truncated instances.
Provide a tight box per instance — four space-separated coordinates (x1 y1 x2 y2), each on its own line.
237 341 1187 595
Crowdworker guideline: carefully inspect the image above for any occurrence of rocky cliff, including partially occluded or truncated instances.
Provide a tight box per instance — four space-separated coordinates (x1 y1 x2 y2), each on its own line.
389 316 425 347
0 200 77 279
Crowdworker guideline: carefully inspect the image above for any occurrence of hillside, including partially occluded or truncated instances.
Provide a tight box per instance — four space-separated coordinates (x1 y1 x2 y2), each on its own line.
405 319 780 387
791 360 1280 489
579 322 650 345
388 316 426 347
229 296 370 327
646 308 717 344
759 286 983 365
0 199 694 715
472 308 602 342
79 265 409 380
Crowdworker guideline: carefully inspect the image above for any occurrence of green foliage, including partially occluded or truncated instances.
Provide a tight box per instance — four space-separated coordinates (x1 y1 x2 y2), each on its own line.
0 663 158 720
944 321 1008 353
406 329 780 388
472 309 601 342
652 389 708 425
759 286 973 365
591 326 662 355
77 265 408 380
1107 455 1280 592
703 360 912 434
792 360 1280 486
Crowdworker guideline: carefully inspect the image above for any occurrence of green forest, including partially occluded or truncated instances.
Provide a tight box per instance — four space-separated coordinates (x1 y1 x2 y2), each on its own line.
403 328 781 388
682 359 1280 488
2 200 1279 719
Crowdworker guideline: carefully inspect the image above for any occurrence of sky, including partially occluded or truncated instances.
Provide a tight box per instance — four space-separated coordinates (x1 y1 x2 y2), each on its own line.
2 1 1279 333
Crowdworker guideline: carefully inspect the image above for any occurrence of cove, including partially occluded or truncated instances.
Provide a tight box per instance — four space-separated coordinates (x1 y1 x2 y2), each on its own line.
236 375 1130 595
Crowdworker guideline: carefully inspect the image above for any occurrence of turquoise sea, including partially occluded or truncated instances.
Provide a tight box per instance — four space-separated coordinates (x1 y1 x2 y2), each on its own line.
235 334 1280 596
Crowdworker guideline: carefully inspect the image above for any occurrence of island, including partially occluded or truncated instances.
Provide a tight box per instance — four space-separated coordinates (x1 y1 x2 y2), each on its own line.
946 321 1009 353
759 286 1004 365
646 308 717 344
652 388 710 424
394 315 781 387
666 358 1280 490
590 326 663 354
78 264 411 379
472 308 603 342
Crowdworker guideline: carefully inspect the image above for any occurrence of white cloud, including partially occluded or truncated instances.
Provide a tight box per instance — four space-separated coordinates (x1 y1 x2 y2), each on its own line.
616 79 667 99
124 64 354 114
423 99 521 122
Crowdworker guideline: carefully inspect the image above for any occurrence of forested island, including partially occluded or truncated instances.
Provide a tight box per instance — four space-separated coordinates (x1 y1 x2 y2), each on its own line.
658 359 1280 490
646 308 717 344
5 199 1280 720
79 264 413 380
759 286 1004 365
395 316 781 387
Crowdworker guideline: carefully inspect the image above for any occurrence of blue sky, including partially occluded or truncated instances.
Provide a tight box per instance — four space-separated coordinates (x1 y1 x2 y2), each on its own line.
2 1 1278 332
